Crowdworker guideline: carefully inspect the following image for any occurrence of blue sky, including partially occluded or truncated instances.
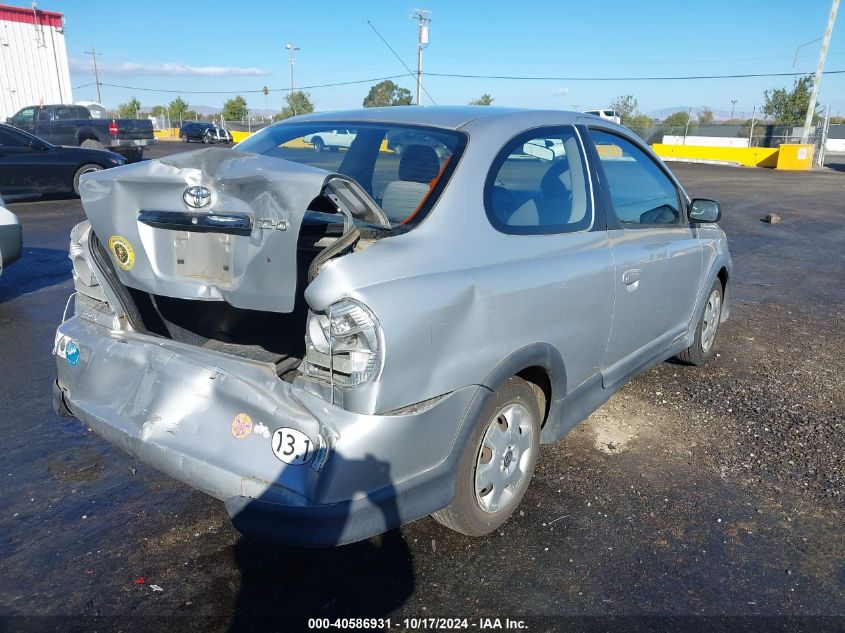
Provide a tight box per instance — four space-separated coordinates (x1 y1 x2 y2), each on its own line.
48 0 844 118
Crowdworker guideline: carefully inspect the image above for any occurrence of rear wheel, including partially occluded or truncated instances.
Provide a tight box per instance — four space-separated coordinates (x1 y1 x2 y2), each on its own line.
181 134 189 143
73 164 103 195
312 137 325 152
432 376 540 536
675 278 723 366
80 139 104 150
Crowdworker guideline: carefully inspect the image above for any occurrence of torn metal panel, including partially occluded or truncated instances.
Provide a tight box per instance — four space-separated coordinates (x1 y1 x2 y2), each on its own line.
78 147 335 313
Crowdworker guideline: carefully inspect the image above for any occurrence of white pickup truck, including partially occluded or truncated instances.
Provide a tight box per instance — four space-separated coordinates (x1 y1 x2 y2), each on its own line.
303 128 355 152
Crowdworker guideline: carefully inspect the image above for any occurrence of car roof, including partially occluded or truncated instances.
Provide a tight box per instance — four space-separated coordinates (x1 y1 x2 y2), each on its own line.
291 106 587 131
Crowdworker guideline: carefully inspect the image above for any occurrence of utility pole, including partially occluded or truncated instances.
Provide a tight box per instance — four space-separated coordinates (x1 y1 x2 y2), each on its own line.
411 9 430 106
262 86 269 121
85 45 102 103
285 43 300 93
730 99 737 120
802 0 839 142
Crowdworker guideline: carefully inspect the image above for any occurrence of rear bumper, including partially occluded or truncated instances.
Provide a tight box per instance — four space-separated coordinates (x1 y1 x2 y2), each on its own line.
53 316 482 546
108 138 155 148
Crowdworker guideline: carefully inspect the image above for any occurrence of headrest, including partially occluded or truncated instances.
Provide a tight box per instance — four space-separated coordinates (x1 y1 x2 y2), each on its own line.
398 144 441 184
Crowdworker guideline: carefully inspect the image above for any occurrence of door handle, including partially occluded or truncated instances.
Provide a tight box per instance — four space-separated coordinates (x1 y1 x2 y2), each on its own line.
622 269 640 285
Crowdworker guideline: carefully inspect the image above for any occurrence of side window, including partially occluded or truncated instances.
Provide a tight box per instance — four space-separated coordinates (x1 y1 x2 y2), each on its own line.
13 108 36 125
0 127 28 147
486 126 591 234
55 107 75 120
590 129 682 226
37 109 52 121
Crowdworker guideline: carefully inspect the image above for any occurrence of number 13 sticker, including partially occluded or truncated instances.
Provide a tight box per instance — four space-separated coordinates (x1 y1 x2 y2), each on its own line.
271 427 315 465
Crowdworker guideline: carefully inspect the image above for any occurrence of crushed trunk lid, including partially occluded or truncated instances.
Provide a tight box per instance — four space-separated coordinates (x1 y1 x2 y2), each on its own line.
79 147 373 313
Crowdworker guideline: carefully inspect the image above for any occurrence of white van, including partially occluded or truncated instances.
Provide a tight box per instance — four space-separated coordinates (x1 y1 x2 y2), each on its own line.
584 109 621 125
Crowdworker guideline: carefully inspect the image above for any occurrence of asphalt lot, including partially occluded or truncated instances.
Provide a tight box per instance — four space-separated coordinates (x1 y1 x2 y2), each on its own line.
1 143 843 631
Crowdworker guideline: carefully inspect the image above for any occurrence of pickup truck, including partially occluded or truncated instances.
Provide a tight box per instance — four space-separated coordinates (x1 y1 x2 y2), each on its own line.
302 128 355 152
6 104 155 161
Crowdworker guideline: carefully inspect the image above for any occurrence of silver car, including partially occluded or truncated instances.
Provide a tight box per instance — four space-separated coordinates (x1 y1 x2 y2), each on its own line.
0 194 22 277
53 107 731 546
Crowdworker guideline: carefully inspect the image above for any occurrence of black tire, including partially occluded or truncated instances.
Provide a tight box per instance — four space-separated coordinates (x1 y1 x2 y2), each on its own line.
312 137 325 152
393 143 404 156
432 376 541 536
182 134 189 143
73 164 103 195
80 139 104 150
675 278 723 366
121 149 142 163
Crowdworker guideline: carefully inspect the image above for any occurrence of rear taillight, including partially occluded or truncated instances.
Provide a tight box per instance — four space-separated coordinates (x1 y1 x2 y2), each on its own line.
108 120 118 136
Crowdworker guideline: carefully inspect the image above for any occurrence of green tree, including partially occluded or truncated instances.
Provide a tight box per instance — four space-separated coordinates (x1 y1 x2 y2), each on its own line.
663 110 696 134
763 75 816 126
626 113 653 139
222 95 249 121
168 97 189 123
469 94 494 106
275 91 315 120
117 96 141 118
697 107 714 124
362 80 412 107
609 95 638 123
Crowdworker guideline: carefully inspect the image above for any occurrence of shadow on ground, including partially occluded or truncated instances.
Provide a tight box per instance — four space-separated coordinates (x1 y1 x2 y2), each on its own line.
0 247 71 303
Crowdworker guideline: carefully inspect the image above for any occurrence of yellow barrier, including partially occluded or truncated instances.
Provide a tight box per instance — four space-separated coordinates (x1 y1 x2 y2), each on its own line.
775 144 815 171
230 130 253 143
154 128 180 140
652 144 779 168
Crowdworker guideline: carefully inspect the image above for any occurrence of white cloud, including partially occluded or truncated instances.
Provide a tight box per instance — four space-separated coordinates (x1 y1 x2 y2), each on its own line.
550 86 570 97
69 60 269 77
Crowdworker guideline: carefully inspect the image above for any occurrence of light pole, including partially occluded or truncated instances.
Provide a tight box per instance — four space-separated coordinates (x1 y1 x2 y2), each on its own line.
285 43 300 92
730 99 737 120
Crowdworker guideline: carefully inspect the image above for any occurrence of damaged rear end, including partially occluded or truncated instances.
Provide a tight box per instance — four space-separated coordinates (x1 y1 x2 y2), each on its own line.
54 125 474 546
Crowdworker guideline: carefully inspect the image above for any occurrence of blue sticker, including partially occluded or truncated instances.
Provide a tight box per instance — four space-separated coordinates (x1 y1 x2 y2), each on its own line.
65 340 80 366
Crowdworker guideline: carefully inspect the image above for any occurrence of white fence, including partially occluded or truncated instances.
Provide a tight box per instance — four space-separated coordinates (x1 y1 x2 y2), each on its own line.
662 135 750 148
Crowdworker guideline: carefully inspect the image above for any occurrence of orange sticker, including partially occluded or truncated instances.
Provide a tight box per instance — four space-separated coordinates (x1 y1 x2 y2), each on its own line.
231 413 253 439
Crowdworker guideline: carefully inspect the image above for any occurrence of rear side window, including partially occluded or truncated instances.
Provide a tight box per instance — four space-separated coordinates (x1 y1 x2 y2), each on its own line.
237 122 465 227
590 129 682 226
485 126 591 235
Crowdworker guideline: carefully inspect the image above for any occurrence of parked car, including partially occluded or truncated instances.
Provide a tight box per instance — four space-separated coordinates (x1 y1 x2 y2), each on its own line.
303 128 355 151
584 109 622 125
53 107 731 546
0 194 22 277
0 124 126 197
385 128 450 157
179 122 233 144
6 104 155 161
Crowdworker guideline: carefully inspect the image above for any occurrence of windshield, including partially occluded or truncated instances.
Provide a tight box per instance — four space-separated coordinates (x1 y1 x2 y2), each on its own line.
236 122 466 227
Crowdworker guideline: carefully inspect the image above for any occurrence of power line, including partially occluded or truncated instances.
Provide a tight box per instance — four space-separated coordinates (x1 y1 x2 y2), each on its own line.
421 69 845 81
91 74 410 95
366 20 436 104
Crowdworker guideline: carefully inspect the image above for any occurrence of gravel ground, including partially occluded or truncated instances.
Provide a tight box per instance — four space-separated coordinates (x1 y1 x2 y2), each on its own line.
0 152 842 629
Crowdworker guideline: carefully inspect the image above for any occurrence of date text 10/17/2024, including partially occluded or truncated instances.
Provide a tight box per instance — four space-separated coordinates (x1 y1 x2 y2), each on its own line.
308 618 528 630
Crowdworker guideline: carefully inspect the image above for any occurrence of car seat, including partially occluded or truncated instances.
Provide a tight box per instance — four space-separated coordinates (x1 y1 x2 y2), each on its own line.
380 145 441 224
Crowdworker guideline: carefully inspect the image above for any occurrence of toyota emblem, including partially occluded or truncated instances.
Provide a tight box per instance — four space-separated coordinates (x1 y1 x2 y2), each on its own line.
183 186 212 209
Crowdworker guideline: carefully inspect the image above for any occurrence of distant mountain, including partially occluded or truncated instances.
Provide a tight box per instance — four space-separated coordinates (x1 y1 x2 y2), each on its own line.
645 106 738 121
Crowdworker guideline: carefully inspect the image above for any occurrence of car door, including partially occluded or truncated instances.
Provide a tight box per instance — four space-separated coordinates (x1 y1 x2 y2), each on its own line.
588 127 704 387
483 125 615 392
0 126 69 195
49 106 79 146
9 107 38 135
34 107 54 142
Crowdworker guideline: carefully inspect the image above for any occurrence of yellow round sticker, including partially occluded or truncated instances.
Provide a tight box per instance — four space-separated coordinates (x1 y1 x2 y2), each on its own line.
108 235 135 271
231 413 254 439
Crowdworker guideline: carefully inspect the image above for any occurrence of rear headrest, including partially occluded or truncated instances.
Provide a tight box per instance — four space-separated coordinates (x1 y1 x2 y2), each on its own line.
540 160 572 198
398 145 441 184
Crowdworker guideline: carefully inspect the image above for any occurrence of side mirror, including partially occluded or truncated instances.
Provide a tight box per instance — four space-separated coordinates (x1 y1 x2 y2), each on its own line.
689 198 721 223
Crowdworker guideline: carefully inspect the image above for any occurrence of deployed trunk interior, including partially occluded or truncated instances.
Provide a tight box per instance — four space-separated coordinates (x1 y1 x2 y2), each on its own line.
94 213 360 382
